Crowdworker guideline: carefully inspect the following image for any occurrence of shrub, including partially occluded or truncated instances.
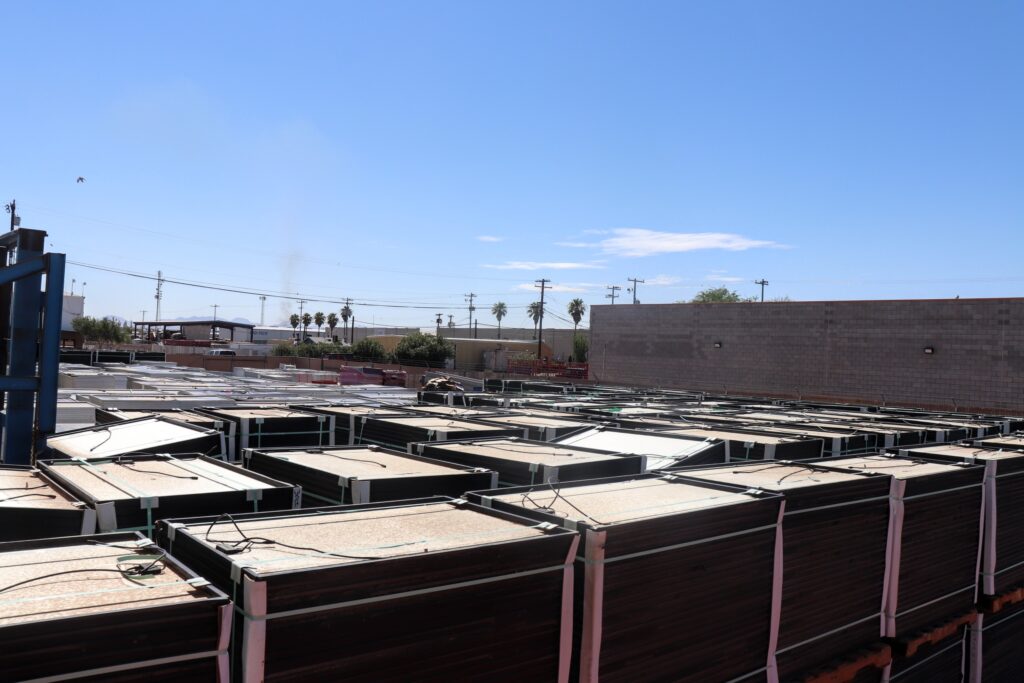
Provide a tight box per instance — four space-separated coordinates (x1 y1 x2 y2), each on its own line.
350 338 387 361
393 332 453 365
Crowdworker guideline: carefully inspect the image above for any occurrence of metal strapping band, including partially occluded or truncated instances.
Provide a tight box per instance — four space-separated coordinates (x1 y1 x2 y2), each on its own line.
891 583 975 618
785 494 890 517
775 611 880 654
236 562 572 621
20 650 227 683
902 482 982 501
582 522 779 565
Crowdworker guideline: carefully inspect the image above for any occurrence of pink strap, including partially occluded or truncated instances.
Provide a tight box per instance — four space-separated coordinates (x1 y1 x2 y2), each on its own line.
882 478 907 637
557 535 580 683
981 461 997 596
579 529 607 683
765 499 786 683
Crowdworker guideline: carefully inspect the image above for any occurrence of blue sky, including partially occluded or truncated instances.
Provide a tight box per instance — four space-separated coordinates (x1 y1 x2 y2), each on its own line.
2 2 1021 329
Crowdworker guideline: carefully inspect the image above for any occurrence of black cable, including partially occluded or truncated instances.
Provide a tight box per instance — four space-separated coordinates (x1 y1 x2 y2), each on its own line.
0 484 47 491
202 513 387 560
310 452 387 468
0 493 57 502
89 427 113 452
0 554 167 595
118 463 199 480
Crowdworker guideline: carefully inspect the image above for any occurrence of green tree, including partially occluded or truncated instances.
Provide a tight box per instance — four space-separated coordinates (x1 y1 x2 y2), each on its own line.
326 312 339 339
572 333 589 363
491 302 507 339
393 332 454 366
313 311 325 337
289 313 300 340
301 312 312 337
340 305 352 343
72 316 132 343
272 342 297 356
527 301 543 339
567 298 586 331
350 338 387 361
691 287 756 303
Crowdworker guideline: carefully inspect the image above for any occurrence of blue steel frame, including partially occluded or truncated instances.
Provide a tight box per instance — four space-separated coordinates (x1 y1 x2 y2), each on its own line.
0 228 65 465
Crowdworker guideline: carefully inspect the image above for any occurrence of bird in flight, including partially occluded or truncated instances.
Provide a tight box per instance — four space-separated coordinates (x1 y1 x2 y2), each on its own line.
76 177 85 183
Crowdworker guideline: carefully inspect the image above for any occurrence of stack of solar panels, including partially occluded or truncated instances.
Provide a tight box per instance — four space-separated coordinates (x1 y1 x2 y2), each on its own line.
198 407 335 459
884 629 970 682
974 433 1024 452
474 412 597 440
553 425 726 470
412 437 646 485
58 368 129 389
157 498 578 682
902 444 1024 597
243 445 497 504
467 473 784 682
679 461 891 680
39 454 299 536
827 454 985 639
969 602 1024 682
0 532 231 682
300 405 408 445
352 414 526 450
0 466 96 540
47 416 227 460
656 426 825 461
55 399 96 432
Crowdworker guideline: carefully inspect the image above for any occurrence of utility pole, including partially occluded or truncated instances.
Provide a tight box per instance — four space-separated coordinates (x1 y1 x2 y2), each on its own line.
465 293 476 337
447 314 454 328
71 278 76 295
436 313 443 338
259 295 266 325
606 285 621 304
140 310 147 322
298 299 307 319
210 304 219 341
755 279 769 302
535 278 550 360
627 277 644 304
211 304 219 321
4 199 18 231
154 270 164 321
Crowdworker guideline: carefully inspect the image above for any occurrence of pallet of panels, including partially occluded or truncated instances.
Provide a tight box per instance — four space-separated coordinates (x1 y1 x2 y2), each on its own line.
656 426 825 461
473 412 598 440
411 437 647 485
243 445 497 504
39 454 299 536
466 473 784 683
968 600 1024 682
297 405 408 445
827 454 985 639
153 409 239 461
0 532 231 682
352 414 526 449
156 497 578 683
973 433 1024 452
901 444 1024 597
402 405 512 419
553 425 726 469
47 415 227 460
0 465 97 540
753 424 879 457
678 461 892 680
197 407 335 459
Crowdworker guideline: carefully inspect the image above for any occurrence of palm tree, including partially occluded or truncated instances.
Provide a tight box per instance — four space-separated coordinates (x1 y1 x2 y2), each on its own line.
341 305 352 343
527 301 543 339
301 312 312 339
567 298 586 331
326 312 338 340
314 311 325 337
491 302 507 339
289 313 300 341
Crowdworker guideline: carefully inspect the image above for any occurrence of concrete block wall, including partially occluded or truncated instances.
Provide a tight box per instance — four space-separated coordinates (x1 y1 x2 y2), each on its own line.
590 298 1024 414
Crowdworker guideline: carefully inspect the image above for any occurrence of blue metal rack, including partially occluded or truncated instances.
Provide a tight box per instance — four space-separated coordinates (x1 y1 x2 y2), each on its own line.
0 227 65 465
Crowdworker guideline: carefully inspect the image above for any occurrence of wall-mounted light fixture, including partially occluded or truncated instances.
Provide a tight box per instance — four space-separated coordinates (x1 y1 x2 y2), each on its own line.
713 341 722 348
923 346 935 355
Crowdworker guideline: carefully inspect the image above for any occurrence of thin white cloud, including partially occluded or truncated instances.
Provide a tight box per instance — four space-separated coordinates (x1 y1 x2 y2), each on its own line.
484 261 605 270
596 229 779 257
706 273 745 283
515 283 590 293
554 241 596 248
477 235 504 243
645 275 682 286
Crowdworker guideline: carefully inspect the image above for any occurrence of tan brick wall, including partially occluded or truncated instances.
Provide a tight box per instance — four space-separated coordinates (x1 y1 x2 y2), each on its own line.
590 299 1024 413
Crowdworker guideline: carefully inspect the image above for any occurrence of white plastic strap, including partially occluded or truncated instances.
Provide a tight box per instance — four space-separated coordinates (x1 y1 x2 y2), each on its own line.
882 478 906 637
765 500 785 683
981 460 997 596
580 529 607 683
